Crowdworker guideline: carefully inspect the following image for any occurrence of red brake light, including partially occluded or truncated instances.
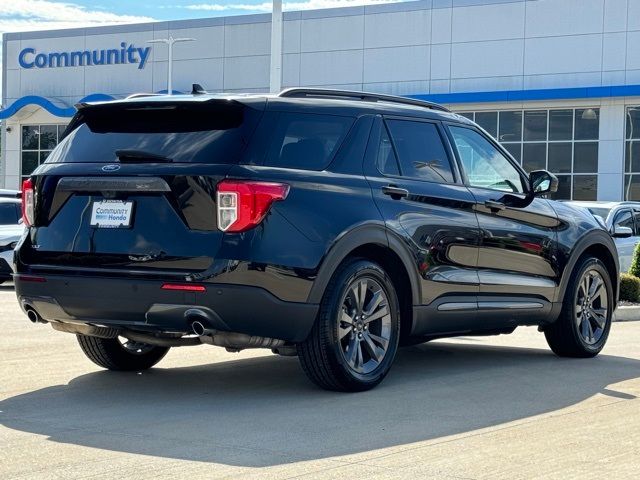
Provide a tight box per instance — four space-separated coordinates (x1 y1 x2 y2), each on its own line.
216 181 289 232
21 178 34 227
161 283 206 292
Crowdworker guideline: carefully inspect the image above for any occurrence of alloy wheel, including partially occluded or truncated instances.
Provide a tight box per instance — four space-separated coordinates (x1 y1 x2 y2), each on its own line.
575 269 608 345
338 277 392 374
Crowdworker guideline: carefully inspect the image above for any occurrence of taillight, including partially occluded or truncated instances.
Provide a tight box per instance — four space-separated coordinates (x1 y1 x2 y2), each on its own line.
21 178 35 227
216 181 289 232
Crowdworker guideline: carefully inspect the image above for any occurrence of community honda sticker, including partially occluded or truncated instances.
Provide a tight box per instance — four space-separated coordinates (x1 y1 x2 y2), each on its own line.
90 200 134 228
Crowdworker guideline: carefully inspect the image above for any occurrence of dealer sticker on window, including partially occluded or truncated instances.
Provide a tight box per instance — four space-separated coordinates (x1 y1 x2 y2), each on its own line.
90 200 134 228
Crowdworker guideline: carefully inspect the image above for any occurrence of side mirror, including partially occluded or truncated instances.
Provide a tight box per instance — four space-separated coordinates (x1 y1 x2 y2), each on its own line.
612 225 633 238
529 170 558 196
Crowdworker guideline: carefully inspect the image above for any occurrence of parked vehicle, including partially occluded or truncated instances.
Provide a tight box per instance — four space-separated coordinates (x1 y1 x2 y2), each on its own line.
0 198 24 283
0 189 21 199
14 88 619 391
563 201 640 272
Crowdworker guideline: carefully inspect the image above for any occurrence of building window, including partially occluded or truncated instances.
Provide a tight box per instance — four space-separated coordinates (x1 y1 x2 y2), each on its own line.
458 108 600 200
625 107 640 200
21 124 66 181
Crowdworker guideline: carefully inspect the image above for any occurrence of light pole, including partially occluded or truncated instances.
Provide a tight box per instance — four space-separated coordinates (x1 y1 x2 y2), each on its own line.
269 0 283 93
148 36 195 95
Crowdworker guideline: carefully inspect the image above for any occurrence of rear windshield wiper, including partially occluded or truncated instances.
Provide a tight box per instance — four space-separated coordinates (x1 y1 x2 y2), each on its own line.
115 149 173 163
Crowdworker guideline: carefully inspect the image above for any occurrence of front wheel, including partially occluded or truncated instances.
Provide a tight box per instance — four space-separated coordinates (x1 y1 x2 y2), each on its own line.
297 259 400 392
77 335 170 371
545 257 613 358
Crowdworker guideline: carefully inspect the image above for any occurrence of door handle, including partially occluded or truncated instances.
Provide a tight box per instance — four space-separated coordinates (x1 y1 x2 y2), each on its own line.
484 200 506 212
382 185 409 200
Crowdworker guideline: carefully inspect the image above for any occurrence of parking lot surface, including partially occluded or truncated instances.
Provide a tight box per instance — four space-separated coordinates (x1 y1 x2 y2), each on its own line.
1 285 639 479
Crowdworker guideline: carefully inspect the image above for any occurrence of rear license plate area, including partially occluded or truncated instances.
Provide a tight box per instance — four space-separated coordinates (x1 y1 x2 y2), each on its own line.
90 200 134 228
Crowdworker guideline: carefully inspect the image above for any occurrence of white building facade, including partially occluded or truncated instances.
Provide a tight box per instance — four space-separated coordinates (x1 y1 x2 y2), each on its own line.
2 0 640 200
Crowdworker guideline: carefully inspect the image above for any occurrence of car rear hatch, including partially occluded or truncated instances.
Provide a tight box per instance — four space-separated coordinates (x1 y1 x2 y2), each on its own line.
19 95 266 278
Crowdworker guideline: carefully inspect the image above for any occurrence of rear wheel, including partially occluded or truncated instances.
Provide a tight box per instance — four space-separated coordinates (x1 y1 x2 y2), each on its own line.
298 259 400 392
545 257 613 357
77 335 170 371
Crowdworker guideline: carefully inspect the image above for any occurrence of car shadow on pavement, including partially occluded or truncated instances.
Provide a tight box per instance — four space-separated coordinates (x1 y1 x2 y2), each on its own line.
1 341 638 467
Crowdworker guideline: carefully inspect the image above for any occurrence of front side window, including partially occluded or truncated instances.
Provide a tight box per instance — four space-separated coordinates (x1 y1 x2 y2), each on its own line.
449 126 525 194
384 119 454 183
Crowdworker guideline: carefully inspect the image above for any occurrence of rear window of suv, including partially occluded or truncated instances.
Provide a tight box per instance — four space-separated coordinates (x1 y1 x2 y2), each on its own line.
45 100 263 164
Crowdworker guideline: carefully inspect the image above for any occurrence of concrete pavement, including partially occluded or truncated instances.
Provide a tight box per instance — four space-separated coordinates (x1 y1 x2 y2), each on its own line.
1 285 639 479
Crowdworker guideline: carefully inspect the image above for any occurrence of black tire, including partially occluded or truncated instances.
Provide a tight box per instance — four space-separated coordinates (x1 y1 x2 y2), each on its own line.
297 258 401 392
76 335 170 371
544 256 613 358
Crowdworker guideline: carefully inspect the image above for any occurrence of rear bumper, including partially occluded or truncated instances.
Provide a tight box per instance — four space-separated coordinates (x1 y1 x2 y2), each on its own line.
15 274 318 343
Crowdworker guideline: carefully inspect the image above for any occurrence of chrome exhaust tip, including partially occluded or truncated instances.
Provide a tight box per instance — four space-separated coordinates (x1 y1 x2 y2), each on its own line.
25 307 42 324
191 320 207 336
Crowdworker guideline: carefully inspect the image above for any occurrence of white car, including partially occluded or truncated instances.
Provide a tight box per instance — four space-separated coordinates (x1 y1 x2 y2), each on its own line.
0 198 24 283
563 201 640 272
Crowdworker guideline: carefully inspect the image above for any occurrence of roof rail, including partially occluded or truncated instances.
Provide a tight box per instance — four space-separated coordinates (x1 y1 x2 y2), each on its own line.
279 88 450 113
125 92 163 99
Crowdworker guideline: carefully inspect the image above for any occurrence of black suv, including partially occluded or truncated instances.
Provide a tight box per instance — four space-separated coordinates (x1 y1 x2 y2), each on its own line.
15 89 619 392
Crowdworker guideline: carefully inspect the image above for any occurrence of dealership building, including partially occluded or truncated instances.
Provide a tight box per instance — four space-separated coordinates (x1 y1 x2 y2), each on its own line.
2 0 640 200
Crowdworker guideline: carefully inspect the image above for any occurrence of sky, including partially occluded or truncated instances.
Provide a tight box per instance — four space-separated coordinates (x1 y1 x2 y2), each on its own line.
0 0 400 99
0 0 401 34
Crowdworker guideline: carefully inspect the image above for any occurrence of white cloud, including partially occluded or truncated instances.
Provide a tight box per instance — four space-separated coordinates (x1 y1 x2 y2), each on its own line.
185 0 400 13
0 0 154 34
0 1 154 100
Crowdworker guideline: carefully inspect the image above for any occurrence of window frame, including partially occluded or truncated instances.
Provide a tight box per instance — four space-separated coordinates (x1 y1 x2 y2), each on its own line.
443 122 531 195
374 115 461 185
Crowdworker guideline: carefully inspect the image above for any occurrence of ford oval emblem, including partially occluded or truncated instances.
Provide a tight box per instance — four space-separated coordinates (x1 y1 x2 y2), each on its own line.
102 164 121 172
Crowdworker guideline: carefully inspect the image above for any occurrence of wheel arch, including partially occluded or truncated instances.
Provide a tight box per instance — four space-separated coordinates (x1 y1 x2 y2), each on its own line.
307 224 421 340
557 230 619 304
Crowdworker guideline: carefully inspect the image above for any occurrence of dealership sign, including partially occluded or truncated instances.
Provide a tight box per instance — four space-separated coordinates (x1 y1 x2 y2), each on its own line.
19 42 151 70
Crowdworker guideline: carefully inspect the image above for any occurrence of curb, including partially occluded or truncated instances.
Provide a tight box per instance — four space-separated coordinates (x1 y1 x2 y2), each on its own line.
614 306 640 322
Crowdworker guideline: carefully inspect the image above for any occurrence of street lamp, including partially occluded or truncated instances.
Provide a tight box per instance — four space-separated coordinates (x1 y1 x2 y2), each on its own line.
270 0 283 93
147 36 195 95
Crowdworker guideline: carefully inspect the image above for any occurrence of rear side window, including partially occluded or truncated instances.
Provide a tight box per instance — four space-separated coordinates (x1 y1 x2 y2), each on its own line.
0 203 18 225
46 101 263 164
264 113 354 170
385 119 454 183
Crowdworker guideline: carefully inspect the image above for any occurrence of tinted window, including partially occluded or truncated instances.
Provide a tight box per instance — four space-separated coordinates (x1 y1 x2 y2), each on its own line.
46 101 263 164
376 125 400 176
0 203 18 225
449 126 525 193
265 113 353 170
587 207 611 220
385 120 453 183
